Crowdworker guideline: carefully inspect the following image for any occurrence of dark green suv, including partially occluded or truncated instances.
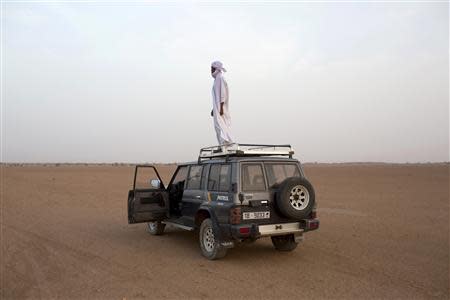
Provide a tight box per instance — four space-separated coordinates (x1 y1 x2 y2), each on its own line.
127 144 319 260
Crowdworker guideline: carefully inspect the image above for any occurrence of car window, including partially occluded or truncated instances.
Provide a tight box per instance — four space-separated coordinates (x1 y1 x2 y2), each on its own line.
208 165 220 190
219 165 230 192
186 165 203 190
201 165 208 190
208 164 230 192
134 167 162 189
265 163 300 187
241 164 266 191
171 166 188 187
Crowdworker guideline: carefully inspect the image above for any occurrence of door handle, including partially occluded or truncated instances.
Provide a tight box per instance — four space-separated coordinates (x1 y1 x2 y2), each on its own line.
195 195 201 199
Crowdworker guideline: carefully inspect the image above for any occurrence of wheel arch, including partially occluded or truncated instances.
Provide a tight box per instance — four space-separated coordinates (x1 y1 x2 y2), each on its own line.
195 207 223 242
195 209 211 227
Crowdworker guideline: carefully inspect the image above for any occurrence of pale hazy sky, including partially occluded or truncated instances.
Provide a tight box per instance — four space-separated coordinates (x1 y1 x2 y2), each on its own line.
2 2 449 163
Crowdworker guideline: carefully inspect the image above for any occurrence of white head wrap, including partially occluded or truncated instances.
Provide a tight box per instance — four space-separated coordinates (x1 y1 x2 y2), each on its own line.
212 61 227 72
211 61 227 78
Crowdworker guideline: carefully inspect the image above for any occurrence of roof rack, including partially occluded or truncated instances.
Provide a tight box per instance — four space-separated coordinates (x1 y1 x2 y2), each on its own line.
198 143 294 162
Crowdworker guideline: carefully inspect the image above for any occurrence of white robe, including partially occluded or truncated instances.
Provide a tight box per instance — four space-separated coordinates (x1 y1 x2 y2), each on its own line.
212 72 233 145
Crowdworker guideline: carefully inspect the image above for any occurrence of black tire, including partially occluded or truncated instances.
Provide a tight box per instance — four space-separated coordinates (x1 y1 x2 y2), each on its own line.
147 221 165 235
275 177 315 220
199 219 227 260
271 234 298 251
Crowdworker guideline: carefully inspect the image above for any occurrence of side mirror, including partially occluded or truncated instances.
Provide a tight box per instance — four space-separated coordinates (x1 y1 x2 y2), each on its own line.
150 179 161 189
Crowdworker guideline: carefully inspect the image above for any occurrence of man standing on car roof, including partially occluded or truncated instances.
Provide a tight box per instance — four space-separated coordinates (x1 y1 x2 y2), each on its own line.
210 60 234 146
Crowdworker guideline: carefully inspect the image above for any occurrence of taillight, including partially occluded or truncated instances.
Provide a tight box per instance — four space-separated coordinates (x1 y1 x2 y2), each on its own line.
239 227 250 234
310 210 317 219
308 220 319 230
230 207 241 224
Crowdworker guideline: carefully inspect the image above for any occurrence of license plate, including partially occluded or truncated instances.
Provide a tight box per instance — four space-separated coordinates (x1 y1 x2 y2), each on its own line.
243 211 270 220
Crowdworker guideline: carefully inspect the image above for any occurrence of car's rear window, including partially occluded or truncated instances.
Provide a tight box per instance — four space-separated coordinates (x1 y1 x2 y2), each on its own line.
241 164 266 191
265 163 300 188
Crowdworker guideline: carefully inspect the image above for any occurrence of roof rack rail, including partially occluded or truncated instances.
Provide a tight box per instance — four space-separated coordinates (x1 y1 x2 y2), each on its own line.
198 143 294 162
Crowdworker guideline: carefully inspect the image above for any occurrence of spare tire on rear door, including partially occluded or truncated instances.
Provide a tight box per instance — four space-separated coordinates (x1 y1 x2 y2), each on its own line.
275 177 315 220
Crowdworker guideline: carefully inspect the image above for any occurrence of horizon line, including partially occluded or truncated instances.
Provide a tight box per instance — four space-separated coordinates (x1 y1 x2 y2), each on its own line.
1 161 449 165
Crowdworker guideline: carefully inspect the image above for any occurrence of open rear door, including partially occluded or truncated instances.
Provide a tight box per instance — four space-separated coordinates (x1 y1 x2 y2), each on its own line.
128 165 169 224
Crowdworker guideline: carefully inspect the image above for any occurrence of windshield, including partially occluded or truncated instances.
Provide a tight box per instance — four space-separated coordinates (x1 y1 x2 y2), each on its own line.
265 163 301 188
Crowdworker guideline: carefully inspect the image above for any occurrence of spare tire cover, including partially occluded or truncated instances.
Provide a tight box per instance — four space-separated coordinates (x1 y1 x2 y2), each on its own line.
275 177 315 220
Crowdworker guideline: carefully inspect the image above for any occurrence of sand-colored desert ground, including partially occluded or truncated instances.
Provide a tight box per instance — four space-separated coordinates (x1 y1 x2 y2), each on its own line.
1 163 449 299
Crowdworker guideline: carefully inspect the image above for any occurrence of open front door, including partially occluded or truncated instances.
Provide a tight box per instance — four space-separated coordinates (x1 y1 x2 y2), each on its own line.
128 165 169 224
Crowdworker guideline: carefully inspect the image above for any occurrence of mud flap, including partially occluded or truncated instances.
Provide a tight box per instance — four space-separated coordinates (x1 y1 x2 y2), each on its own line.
209 211 235 248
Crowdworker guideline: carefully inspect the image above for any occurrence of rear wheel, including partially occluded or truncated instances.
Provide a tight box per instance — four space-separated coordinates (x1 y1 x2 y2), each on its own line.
199 218 227 260
147 221 165 235
271 234 298 251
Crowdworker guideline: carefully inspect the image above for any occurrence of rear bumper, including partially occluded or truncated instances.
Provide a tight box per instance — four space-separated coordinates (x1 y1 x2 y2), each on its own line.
258 222 303 236
220 219 319 241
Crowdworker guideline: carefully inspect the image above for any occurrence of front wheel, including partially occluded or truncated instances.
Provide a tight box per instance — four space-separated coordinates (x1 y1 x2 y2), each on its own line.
199 218 227 260
271 234 298 251
147 221 165 235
